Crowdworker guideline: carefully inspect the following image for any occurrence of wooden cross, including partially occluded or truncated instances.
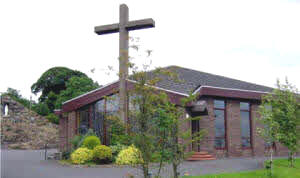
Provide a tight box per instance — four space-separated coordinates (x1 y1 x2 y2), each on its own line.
94 4 155 124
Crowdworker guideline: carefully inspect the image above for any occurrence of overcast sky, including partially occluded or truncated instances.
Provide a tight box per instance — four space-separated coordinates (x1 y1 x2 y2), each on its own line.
1 0 299 100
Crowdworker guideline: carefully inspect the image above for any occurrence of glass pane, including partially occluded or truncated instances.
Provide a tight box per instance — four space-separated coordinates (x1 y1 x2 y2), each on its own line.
214 110 225 137
240 111 250 138
79 106 89 135
106 94 119 114
240 111 251 147
214 100 225 109
215 138 225 148
94 99 105 142
129 94 139 111
242 138 251 147
240 102 250 110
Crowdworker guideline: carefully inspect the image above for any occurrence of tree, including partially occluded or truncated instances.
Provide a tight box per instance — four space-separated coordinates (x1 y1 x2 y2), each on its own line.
6 87 22 98
31 67 87 102
258 79 300 167
128 66 204 178
153 92 204 178
31 67 99 112
55 76 99 109
45 91 57 112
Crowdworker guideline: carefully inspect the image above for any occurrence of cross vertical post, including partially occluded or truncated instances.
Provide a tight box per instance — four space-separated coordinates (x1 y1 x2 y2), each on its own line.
94 4 155 132
119 4 129 127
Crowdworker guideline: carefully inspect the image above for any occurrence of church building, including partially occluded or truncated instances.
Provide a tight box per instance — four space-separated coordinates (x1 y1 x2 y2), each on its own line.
56 65 291 159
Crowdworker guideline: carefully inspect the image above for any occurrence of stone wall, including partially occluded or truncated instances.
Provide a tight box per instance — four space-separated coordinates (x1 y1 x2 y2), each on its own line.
1 95 58 149
0 95 37 121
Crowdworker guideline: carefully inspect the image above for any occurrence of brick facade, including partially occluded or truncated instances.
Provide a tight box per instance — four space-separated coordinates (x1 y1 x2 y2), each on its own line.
58 96 294 158
189 97 292 158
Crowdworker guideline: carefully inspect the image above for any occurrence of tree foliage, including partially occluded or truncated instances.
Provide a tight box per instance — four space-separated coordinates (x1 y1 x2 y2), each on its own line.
31 67 87 102
127 65 204 178
258 79 300 167
31 67 99 112
55 76 99 109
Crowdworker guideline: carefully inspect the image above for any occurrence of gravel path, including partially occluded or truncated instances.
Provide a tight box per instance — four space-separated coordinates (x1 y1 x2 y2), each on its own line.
1 149 268 178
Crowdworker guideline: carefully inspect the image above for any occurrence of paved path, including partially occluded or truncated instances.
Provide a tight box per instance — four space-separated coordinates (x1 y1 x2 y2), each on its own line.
1 149 267 178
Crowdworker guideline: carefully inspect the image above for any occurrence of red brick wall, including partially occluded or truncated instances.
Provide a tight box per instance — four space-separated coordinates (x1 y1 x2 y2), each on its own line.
67 111 77 150
187 97 295 158
226 99 242 157
58 111 77 152
178 109 192 152
251 104 265 157
58 96 296 158
58 116 68 152
198 98 215 154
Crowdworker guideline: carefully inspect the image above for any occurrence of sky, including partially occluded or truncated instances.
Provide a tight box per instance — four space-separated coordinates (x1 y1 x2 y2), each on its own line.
0 0 299 101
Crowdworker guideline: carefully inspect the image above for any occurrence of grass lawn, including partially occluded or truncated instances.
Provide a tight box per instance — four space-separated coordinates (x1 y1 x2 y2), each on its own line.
184 158 300 178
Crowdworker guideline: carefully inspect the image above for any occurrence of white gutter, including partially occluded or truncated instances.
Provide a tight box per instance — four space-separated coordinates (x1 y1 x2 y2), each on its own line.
192 85 271 95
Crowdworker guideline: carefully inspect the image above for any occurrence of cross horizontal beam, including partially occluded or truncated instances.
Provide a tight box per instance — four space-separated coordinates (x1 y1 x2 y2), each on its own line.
126 18 155 31
94 23 119 35
94 18 155 35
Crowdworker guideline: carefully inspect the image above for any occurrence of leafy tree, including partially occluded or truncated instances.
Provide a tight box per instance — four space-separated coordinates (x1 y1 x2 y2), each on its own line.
258 79 300 167
6 87 22 98
45 91 57 112
31 67 99 112
128 68 164 178
45 113 59 124
55 76 99 109
32 102 50 116
31 67 87 102
128 66 204 178
153 92 204 178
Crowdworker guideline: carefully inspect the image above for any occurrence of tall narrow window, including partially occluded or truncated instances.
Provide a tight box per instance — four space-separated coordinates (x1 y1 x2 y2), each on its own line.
78 105 90 135
94 99 105 143
240 102 251 148
214 100 226 149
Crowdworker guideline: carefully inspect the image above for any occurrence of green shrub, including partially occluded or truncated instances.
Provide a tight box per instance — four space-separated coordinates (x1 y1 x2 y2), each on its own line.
115 145 143 165
71 135 84 150
82 136 101 150
70 129 97 151
62 151 71 160
45 113 59 124
93 145 112 163
71 147 93 164
110 144 127 157
32 103 50 116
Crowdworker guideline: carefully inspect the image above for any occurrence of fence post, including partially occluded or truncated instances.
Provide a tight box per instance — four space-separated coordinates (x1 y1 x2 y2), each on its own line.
44 143 48 160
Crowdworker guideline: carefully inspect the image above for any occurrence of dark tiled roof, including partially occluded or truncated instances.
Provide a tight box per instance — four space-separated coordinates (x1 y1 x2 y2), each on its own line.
147 66 273 95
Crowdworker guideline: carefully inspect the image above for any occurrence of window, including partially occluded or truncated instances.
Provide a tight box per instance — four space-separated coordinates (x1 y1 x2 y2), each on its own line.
78 106 90 135
240 102 251 148
94 99 105 143
106 94 120 118
214 100 226 149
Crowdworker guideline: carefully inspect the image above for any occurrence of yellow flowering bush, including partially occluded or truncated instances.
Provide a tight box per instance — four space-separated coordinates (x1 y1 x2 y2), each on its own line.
93 145 112 162
115 145 143 165
71 147 93 164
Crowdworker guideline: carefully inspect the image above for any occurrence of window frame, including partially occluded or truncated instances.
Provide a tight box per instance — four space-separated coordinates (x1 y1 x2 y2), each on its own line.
213 99 227 150
240 102 252 149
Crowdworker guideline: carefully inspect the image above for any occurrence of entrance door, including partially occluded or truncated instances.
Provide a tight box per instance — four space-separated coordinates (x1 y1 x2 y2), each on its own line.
191 120 200 151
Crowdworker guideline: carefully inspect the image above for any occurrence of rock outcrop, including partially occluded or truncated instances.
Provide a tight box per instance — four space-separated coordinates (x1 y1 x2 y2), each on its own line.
1 95 58 149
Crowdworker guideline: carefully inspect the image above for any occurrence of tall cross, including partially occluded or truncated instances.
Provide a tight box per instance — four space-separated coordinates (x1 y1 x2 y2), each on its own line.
94 4 155 124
